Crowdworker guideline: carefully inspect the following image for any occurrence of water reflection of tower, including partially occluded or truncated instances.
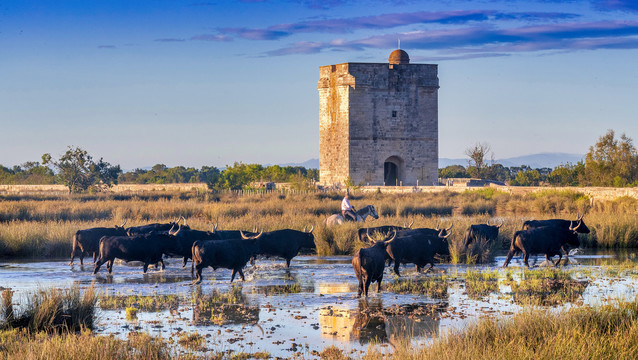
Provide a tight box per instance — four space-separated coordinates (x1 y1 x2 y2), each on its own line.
318 298 445 345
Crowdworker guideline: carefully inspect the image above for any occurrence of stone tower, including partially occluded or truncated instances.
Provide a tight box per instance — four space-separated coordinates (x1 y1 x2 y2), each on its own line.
318 50 439 187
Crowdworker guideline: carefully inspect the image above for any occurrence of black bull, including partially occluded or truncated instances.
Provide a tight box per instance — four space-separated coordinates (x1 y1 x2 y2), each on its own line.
254 229 315 267
502 224 581 268
463 224 500 249
352 239 392 298
191 238 260 283
70 226 128 265
93 232 182 274
387 229 450 276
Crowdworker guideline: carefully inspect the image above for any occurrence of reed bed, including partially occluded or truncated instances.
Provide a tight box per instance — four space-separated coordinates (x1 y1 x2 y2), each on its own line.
0 190 637 259
1 286 96 333
364 299 638 360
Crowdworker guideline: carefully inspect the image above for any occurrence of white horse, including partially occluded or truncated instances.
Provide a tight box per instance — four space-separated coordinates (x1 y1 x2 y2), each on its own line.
325 205 379 226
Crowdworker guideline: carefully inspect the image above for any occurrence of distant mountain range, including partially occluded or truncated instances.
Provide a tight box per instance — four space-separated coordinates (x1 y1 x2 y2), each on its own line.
282 153 584 170
440 152 584 169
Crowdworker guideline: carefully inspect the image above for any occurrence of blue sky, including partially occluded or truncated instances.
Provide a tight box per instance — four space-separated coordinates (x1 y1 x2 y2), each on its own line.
1 0 637 169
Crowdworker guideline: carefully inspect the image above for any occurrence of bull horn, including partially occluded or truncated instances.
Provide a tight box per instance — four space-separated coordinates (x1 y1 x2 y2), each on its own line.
180 216 187 226
438 229 451 239
498 219 504 228
241 230 263 240
308 225 314 233
384 230 397 244
445 223 453 232
169 223 182 236
121 219 128 227
486 219 491 226
253 224 258 233
408 219 414 228
366 228 372 242
569 220 582 232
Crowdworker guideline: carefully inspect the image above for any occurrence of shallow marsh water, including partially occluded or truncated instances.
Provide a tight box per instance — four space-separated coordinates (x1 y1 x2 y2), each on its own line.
1 250 638 358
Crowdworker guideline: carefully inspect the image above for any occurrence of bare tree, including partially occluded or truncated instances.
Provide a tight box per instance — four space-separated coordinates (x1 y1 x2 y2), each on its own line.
465 142 493 178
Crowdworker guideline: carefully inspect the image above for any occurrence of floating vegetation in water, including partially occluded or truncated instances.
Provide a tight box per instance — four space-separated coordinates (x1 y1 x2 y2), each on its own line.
464 270 499 299
386 276 448 298
177 331 206 351
505 268 589 306
253 283 302 296
125 306 138 321
193 285 259 326
99 293 181 312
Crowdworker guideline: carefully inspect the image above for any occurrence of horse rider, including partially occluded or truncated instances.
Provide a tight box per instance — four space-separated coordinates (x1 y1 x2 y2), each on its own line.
341 192 357 222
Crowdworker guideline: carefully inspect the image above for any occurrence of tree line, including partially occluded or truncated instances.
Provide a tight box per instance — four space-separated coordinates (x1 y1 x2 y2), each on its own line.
1 129 636 192
0 149 319 192
446 130 638 187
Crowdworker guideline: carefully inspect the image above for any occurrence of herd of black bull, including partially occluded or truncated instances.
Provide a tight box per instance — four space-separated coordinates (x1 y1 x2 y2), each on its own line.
352 215 590 297
69 215 590 294
69 218 316 283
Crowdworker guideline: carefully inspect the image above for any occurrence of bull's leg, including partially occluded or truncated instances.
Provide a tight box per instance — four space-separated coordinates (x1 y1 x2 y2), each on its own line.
143 262 149 273
416 265 422 273
107 260 114 274
364 277 371 298
554 253 563 266
192 266 203 285
182 257 188 268
523 252 531 268
286 259 291 268
393 262 401 276
190 262 194 276
238 268 245 281
160 259 165 271
377 275 383 293
92 252 97 264
503 249 515 268
79 252 84 266
357 279 363 298
230 269 237 283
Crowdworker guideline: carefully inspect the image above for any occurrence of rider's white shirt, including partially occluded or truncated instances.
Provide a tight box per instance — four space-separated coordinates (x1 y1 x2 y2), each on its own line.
341 197 352 211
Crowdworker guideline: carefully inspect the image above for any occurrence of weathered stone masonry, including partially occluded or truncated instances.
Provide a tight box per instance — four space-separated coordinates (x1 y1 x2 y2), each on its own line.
318 50 439 186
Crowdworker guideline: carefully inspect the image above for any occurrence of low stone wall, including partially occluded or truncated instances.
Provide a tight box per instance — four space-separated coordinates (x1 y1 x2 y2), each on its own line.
1 183 636 201
357 185 638 201
0 183 208 195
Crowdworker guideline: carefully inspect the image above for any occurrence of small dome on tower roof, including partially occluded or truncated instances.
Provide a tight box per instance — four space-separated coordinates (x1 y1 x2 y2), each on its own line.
389 49 409 64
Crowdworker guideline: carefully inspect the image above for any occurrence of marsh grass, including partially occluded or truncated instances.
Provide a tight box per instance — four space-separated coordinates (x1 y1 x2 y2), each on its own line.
464 270 499 299
386 276 448 298
192 286 259 326
505 268 589 306
377 299 638 360
0 330 174 360
1 286 96 333
1 190 637 259
99 293 181 311
256 283 302 296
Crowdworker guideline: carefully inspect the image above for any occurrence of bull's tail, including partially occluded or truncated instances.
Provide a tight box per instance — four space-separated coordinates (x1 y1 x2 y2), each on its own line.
510 230 524 254
192 241 203 265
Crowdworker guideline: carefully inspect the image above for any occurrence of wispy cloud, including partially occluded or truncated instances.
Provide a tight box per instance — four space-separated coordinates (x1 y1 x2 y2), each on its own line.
190 34 233 42
266 20 638 57
154 38 186 42
593 0 638 12
218 10 579 40
98 45 116 49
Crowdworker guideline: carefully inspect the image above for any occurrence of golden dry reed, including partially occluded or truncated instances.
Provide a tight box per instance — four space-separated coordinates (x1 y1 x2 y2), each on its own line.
0 190 636 259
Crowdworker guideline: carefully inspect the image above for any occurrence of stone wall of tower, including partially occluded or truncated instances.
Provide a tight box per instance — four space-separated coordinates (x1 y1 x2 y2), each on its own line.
319 61 439 187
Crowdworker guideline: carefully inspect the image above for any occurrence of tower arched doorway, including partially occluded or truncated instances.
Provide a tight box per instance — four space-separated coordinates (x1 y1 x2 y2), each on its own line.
384 156 404 186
